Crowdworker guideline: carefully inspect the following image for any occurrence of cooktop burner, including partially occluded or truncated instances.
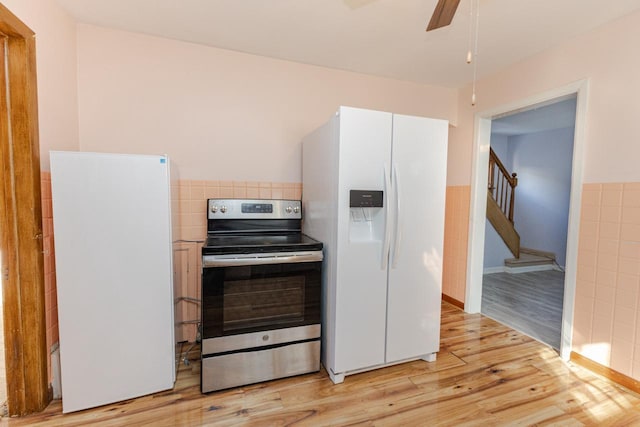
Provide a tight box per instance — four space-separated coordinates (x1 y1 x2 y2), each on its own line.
202 232 322 255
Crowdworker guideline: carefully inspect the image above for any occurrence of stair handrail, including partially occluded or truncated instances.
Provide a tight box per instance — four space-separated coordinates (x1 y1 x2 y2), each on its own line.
488 147 518 223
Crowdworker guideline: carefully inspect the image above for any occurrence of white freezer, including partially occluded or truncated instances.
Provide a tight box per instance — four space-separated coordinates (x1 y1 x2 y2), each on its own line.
50 151 176 413
302 106 448 382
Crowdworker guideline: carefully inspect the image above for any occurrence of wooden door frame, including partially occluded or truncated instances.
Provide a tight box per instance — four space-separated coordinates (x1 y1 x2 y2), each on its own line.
0 4 49 416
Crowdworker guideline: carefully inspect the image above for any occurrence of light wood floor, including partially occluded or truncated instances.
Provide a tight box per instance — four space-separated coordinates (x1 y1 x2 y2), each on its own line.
5 301 640 426
0 289 6 415
482 270 565 350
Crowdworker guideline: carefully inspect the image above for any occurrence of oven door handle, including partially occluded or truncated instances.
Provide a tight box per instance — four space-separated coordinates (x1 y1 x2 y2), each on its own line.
203 251 323 267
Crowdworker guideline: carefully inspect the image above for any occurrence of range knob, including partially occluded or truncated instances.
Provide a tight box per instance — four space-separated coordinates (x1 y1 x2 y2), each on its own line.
220 205 228 214
210 205 218 213
286 206 293 214
293 206 300 214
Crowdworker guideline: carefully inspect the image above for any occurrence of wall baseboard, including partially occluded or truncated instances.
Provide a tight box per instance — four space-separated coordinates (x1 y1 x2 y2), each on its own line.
504 264 559 274
483 264 564 275
570 351 640 394
442 294 464 310
51 343 62 399
483 266 505 274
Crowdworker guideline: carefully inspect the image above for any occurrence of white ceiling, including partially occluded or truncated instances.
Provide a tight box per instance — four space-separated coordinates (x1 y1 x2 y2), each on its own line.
491 97 577 137
55 0 640 88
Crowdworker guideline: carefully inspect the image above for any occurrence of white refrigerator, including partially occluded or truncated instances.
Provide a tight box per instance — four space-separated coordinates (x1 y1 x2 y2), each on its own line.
50 151 176 413
302 106 448 383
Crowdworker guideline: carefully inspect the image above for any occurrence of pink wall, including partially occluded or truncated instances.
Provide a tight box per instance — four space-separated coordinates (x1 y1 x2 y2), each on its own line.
444 9 640 378
2 0 80 169
73 24 458 342
75 24 458 183
449 9 640 186
11 0 640 388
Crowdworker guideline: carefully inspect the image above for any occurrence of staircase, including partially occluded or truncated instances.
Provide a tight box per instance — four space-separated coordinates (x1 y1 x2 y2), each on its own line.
486 147 520 258
486 148 559 273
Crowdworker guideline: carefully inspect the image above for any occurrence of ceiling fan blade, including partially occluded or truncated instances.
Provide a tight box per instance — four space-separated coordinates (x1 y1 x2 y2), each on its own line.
426 0 461 31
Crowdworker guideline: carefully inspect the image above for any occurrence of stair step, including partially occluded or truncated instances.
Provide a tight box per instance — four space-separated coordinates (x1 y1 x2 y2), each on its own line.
520 247 556 260
504 252 556 267
486 192 520 258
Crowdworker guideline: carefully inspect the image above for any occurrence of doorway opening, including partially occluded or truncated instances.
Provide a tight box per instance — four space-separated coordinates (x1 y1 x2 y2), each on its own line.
481 96 577 351
465 80 589 360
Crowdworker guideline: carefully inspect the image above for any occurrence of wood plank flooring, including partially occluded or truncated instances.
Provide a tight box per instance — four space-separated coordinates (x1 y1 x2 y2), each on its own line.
5 301 640 426
0 291 5 415
482 270 565 350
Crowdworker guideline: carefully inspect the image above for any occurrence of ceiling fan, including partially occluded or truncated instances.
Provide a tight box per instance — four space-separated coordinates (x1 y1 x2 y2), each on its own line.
344 0 462 32
426 0 461 31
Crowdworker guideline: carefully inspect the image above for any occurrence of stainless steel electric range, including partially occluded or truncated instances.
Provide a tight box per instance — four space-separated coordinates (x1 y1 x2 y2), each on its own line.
200 199 323 393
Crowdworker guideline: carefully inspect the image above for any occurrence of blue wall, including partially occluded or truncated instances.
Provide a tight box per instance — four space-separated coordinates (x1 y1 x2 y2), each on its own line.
484 127 574 268
510 126 574 266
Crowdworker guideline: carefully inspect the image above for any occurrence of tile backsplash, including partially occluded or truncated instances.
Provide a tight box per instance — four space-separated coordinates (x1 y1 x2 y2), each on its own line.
172 179 302 342
573 182 640 379
442 185 470 304
41 171 58 383
173 180 302 241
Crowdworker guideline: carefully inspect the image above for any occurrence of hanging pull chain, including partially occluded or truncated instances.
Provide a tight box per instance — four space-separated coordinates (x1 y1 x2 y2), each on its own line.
467 0 480 106
466 0 474 64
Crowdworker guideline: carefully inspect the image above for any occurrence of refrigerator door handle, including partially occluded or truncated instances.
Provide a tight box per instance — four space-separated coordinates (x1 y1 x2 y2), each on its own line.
382 165 391 270
391 164 401 268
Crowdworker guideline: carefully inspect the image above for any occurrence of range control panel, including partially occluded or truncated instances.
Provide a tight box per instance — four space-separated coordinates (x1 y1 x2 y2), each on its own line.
208 199 302 220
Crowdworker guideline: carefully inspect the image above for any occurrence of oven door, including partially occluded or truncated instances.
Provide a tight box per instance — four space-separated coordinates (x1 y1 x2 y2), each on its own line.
201 251 323 341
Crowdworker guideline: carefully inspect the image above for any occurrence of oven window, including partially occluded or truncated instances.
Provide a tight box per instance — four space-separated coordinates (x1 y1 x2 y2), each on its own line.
202 261 321 338
223 275 305 332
